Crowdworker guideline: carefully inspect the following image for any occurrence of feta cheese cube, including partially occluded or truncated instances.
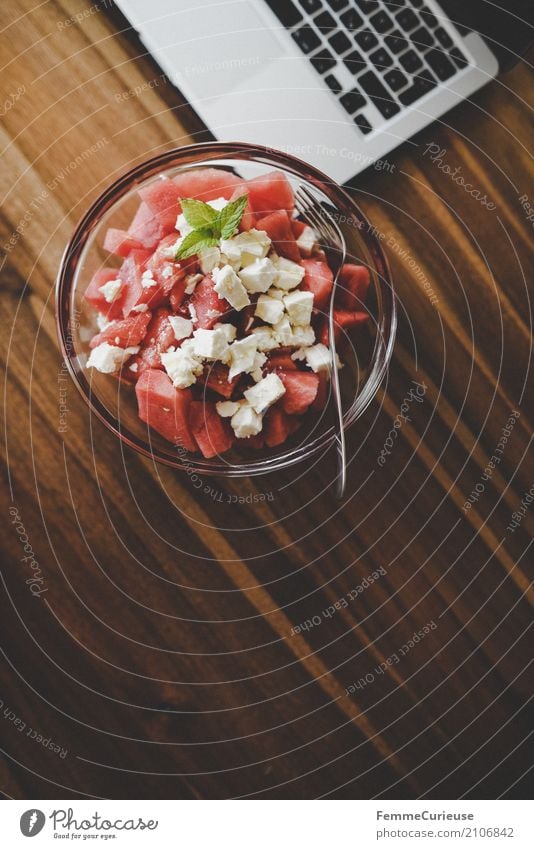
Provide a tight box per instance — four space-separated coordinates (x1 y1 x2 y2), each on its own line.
141 270 156 288
96 313 112 331
192 327 229 360
168 315 193 341
213 322 237 343
132 303 149 313
212 264 250 311
198 246 220 274
238 257 277 294
267 287 284 300
184 273 203 295
161 347 203 388
227 336 258 379
290 324 315 347
86 343 139 374
175 212 193 237
302 343 332 373
273 317 293 346
273 256 305 290
244 373 285 414
283 290 314 326
296 224 317 257
219 237 243 267
255 293 285 325
98 278 122 303
188 303 198 324
129 362 139 373
251 326 279 352
216 400 240 418
231 402 263 438
231 229 271 266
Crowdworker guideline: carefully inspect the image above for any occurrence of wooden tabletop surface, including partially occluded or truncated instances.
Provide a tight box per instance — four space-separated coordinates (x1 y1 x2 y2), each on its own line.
1 1 533 800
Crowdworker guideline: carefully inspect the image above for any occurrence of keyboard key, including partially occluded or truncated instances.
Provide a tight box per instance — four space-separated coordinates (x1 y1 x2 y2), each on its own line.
420 7 438 28
369 11 394 33
359 70 401 118
410 25 434 48
435 27 453 48
450 46 468 68
396 8 418 31
326 0 349 10
355 0 379 12
329 30 352 53
292 25 321 54
399 49 423 72
411 0 423 6
314 11 337 32
385 30 407 53
325 73 342 92
355 29 379 51
344 49 366 73
425 47 456 79
399 72 436 105
300 0 321 11
340 87 367 113
340 8 364 30
384 67 408 90
311 47 337 73
266 0 303 27
369 47 393 69
354 114 373 134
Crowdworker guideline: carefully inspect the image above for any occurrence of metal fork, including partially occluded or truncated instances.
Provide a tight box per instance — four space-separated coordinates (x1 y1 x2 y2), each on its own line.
295 185 347 499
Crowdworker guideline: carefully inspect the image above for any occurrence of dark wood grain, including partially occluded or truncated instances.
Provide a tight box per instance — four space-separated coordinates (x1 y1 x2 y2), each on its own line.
1 0 532 800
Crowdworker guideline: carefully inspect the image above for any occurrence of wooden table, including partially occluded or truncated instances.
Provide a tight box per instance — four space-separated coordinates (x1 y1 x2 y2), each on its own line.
1 1 532 800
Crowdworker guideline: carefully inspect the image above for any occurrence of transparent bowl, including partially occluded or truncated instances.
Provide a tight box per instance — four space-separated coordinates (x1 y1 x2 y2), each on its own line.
55 142 396 477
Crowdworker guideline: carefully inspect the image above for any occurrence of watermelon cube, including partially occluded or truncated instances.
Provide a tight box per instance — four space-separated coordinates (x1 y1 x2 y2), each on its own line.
135 369 196 451
317 309 369 346
263 407 300 448
229 186 256 231
83 268 125 320
279 371 319 414
189 401 234 458
197 363 239 399
103 228 143 257
339 264 371 311
137 308 176 371
255 209 301 263
89 312 151 349
119 248 166 317
312 370 329 410
128 201 173 249
246 171 294 215
300 259 334 312
264 352 297 372
190 275 232 329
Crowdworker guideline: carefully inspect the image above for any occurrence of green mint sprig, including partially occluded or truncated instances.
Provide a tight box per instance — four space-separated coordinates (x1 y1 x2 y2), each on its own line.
175 195 248 261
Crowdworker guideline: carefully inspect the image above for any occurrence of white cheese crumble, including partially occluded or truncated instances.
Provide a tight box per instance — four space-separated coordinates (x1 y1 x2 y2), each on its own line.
251 326 279 352
255 293 285 325
226 336 258 380
244 373 285 414
213 322 237 343
192 327 229 360
216 400 240 418
98 278 122 303
238 257 277 293
141 270 157 288
185 273 203 295
168 315 193 341
86 343 139 374
283 290 314 326
296 225 316 257
273 256 305 290
132 303 149 313
199 246 220 274
212 264 250 311
230 402 263 438
161 346 203 388
296 342 332 373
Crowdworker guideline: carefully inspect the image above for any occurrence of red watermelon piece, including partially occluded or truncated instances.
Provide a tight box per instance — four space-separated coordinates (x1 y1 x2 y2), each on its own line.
189 401 234 458
136 369 196 451
128 201 173 249
246 171 294 215
279 371 319 414
312 370 329 410
237 433 265 450
190 275 232 329
89 312 151 349
119 248 171 317
255 209 300 262
317 309 369 346
228 185 256 231
339 264 371 310
264 407 300 448
84 268 125 319
197 363 239 399
139 169 242 230
300 259 334 312
264 352 297 372
103 228 143 257
137 308 177 371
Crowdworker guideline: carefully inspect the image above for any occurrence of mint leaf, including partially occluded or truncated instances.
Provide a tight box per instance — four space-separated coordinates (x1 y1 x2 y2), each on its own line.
180 198 218 231
175 229 219 261
216 195 248 240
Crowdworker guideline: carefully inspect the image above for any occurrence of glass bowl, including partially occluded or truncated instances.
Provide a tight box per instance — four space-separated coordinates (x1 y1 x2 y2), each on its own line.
55 142 396 477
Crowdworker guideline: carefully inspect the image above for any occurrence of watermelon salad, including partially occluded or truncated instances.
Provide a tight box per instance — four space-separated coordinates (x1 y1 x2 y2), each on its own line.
84 168 371 458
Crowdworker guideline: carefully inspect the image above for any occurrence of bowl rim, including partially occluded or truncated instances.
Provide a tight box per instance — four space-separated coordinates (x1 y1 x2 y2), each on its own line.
55 141 397 476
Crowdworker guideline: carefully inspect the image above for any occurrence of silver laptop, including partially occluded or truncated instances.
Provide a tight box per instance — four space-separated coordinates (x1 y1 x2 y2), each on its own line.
111 0 527 184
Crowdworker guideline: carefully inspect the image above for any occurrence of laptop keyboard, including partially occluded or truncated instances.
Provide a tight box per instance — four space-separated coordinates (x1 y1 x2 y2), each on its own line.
265 0 469 135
